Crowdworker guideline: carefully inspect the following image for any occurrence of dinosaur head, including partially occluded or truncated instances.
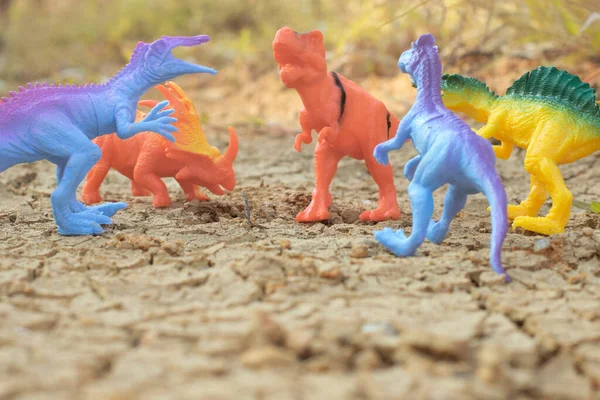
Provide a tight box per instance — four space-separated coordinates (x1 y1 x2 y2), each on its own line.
440 74 495 122
273 27 327 88
398 34 439 85
165 127 238 195
133 35 217 83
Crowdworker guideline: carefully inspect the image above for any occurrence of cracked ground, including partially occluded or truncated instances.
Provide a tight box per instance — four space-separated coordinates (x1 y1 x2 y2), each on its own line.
1 75 600 398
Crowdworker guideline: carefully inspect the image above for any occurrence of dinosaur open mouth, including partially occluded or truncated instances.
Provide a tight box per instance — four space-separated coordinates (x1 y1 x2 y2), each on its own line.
273 43 301 67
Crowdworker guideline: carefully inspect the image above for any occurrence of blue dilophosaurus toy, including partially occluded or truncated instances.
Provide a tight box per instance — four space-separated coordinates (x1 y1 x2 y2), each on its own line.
0 35 216 235
372 34 511 282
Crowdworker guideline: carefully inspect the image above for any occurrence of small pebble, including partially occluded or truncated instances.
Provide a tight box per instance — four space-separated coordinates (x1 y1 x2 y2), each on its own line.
582 227 594 237
280 240 291 250
361 322 398 336
319 267 343 281
350 244 369 258
533 238 551 252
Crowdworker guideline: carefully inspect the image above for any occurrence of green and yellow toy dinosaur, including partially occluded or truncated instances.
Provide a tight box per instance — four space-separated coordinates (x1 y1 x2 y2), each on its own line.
440 67 600 235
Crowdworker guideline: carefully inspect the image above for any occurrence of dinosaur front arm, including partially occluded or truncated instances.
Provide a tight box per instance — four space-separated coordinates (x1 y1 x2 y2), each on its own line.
115 101 177 142
476 124 512 160
493 141 513 160
385 116 412 151
115 107 148 138
373 116 412 166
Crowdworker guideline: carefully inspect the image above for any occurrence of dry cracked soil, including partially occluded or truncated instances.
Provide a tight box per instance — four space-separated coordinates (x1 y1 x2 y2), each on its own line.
1 68 600 399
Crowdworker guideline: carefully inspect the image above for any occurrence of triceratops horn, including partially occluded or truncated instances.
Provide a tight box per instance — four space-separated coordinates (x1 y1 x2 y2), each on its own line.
223 126 238 163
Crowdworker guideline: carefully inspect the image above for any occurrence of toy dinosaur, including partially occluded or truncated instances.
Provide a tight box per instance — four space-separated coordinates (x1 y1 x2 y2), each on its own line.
373 34 510 282
82 81 237 208
273 27 401 222
0 35 216 235
440 68 600 235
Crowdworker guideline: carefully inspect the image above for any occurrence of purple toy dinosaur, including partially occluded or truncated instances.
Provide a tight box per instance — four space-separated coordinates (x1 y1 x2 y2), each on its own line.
0 35 216 235
373 34 510 282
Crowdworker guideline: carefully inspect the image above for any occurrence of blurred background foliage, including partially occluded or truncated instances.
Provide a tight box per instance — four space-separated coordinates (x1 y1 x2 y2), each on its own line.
0 0 599 83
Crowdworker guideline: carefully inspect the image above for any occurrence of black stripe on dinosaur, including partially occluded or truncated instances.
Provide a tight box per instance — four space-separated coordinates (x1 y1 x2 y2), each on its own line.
331 72 346 121
386 113 391 138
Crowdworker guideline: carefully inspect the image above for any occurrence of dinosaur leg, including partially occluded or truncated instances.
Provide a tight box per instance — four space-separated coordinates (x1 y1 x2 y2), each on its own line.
82 159 112 205
296 141 343 222
56 157 125 218
512 157 572 234
130 180 152 197
374 150 447 255
54 161 84 212
360 155 400 221
374 181 433 256
30 121 126 234
426 185 468 244
403 155 421 182
507 175 547 219
176 179 209 202
133 165 172 208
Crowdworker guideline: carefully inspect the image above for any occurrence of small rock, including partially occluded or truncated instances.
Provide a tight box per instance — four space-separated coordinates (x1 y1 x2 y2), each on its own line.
582 227 594 237
240 345 296 369
350 244 369 259
341 208 362 223
319 267 343 281
533 238 551 252
361 322 398 336
280 240 291 250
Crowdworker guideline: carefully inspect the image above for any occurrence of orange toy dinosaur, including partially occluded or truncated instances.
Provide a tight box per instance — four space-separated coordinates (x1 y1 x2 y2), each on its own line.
273 27 401 222
82 82 237 208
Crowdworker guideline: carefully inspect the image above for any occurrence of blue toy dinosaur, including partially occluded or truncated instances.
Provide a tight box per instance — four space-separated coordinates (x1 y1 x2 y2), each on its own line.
372 34 510 282
0 35 216 235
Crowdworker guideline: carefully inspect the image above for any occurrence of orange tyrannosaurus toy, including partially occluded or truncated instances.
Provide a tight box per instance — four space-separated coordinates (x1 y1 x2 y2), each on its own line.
82 82 238 208
273 27 401 222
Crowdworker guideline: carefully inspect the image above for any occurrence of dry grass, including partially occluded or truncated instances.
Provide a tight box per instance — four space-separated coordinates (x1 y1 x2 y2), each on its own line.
0 0 599 82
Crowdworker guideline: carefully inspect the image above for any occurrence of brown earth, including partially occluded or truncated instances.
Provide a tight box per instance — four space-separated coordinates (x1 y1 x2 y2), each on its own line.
1 69 600 399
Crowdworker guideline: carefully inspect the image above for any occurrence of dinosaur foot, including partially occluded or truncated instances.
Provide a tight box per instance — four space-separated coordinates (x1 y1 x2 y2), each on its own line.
426 219 448 245
81 192 102 205
152 196 172 208
507 204 537 220
512 216 566 235
360 205 401 222
56 202 128 236
373 227 417 257
296 202 330 222
186 192 209 202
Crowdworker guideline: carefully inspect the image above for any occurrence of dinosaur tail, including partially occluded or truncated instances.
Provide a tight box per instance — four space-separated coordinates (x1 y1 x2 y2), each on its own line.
479 169 510 282
440 74 497 123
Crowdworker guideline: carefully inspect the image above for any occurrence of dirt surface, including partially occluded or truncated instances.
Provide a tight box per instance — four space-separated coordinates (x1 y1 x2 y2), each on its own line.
1 74 600 399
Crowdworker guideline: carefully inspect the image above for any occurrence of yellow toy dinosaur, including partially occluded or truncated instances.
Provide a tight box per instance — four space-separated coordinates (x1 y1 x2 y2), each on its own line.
440 67 600 235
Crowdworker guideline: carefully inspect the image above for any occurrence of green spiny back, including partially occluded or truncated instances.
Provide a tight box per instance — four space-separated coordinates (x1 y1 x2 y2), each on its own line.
506 66 600 118
441 74 498 99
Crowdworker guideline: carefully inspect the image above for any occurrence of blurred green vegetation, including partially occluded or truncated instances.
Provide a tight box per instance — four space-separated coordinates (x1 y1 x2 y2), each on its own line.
0 0 599 82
